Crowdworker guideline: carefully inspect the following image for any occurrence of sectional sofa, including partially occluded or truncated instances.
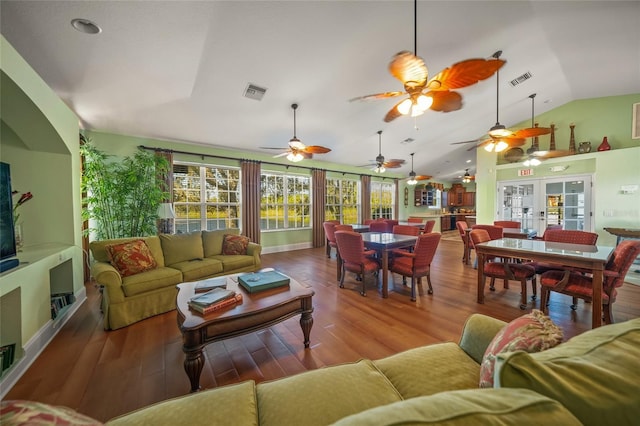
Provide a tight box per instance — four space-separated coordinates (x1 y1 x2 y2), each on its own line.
89 229 261 330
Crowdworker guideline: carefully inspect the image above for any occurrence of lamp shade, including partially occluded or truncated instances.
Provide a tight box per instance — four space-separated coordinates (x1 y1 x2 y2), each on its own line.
157 203 175 219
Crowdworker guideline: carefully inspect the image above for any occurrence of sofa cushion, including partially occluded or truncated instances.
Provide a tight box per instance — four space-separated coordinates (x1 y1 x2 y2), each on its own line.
202 228 239 257
479 309 563 388
374 342 481 399
331 388 582 426
222 234 250 255
209 254 256 272
160 232 204 266
106 381 257 426
121 266 183 297
90 236 165 267
106 239 158 277
495 317 640 426
256 359 402 426
1 400 103 426
168 258 223 282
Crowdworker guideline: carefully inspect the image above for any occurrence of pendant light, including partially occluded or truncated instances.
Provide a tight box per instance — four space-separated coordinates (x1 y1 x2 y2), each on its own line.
407 153 418 185
485 50 511 153
523 94 542 166
462 169 472 183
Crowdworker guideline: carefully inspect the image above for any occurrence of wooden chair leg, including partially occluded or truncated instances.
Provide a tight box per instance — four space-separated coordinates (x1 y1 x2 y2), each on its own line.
425 273 433 295
503 278 509 289
360 266 366 297
410 276 417 302
531 277 537 300
571 297 579 310
540 287 549 314
489 277 496 291
519 279 527 310
339 265 346 288
327 243 331 258
603 303 613 324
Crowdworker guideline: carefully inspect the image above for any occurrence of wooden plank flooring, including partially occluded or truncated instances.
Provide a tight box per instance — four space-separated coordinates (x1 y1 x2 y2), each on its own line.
5 238 640 422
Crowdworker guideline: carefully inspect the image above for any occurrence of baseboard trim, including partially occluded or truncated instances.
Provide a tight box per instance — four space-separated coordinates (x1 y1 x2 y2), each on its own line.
0 286 87 399
262 242 313 254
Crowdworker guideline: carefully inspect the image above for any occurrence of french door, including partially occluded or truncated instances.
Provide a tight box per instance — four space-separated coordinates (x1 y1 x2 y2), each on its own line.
497 175 593 236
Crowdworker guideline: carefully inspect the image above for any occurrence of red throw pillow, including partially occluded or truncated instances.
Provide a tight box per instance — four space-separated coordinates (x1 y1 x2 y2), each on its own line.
222 234 250 255
479 309 563 388
106 239 157 277
1 400 103 425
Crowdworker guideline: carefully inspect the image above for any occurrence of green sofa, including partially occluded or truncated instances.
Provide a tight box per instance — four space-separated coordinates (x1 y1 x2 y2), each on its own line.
100 314 639 426
89 229 261 330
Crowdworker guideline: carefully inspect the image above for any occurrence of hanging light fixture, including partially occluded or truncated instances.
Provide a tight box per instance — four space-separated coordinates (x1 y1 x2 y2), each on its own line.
485 50 511 140
374 130 386 173
287 103 305 163
286 151 304 162
407 153 418 185
462 169 472 183
522 94 543 167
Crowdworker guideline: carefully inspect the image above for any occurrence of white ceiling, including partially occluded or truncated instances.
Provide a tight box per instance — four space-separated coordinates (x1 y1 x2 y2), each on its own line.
2 1 639 182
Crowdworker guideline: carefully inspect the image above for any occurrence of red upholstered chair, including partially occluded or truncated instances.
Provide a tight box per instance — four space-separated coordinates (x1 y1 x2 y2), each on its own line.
534 224 563 240
493 221 521 228
323 221 338 258
335 231 381 296
471 224 504 240
540 240 640 324
424 220 436 234
392 224 420 236
470 229 537 310
334 224 353 232
389 233 441 301
456 220 470 261
526 230 599 274
384 219 399 228
364 219 375 225
407 218 423 224
369 221 392 233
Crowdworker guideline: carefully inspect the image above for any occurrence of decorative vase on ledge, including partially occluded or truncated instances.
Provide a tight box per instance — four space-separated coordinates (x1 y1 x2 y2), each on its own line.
14 222 23 252
597 136 611 151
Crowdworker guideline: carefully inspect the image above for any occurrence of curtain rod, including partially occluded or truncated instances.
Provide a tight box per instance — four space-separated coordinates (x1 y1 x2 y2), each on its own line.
138 145 398 180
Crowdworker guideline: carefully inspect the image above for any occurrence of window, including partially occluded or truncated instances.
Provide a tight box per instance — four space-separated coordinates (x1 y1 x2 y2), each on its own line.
371 181 395 219
326 178 360 224
173 163 240 233
261 172 311 230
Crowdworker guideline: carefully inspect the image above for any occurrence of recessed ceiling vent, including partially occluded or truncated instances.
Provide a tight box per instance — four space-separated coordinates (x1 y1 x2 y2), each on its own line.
244 83 267 101
401 137 415 144
509 71 532 87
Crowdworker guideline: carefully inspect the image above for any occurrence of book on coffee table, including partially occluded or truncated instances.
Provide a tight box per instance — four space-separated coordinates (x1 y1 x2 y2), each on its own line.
194 277 228 293
189 293 243 315
190 287 236 306
238 270 290 293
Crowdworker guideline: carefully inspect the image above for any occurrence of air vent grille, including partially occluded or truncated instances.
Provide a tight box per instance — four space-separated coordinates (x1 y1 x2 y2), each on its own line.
401 137 415 144
244 83 267 101
509 71 532 87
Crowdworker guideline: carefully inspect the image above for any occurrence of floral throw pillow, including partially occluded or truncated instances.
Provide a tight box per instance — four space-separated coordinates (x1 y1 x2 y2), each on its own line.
1 400 103 425
222 234 250 255
479 309 563 388
106 239 157 277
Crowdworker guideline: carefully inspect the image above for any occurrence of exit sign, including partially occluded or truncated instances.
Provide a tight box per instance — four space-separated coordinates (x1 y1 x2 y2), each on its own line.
518 168 534 176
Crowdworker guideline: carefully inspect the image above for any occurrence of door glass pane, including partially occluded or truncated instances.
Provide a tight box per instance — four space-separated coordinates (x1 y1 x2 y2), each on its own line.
501 183 534 228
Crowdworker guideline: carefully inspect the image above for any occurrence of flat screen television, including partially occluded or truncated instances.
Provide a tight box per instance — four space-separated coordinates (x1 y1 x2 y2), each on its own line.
0 162 18 271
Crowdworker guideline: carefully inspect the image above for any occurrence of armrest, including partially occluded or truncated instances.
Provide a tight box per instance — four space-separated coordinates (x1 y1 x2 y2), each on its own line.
458 314 506 364
247 242 262 269
90 261 126 304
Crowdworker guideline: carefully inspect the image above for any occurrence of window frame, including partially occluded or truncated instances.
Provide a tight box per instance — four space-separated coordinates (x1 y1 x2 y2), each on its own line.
260 171 311 231
370 180 395 220
325 177 360 224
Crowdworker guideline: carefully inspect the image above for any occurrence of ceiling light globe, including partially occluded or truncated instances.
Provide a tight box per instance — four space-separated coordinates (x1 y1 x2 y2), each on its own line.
407 178 417 185
416 95 433 111
484 142 496 152
523 159 531 167
410 105 425 117
495 141 509 152
397 98 413 115
375 166 386 173
287 152 304 162
530 158 541 166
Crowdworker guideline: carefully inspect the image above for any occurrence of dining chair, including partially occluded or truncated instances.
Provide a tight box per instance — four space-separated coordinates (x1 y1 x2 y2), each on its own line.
470 229 537 310
369 221 392 233
533 224 563 240
392 224 421 236
539 240 640 324
384 219 399 227
334 224 353 232
424 220 436 233
471 224 504 240
407 218 423 224
323 221 339 258
364 219 375 225
334 230 381 296
456 220 470 262
526 229 599 273
493 220 521 228
389 233 441 301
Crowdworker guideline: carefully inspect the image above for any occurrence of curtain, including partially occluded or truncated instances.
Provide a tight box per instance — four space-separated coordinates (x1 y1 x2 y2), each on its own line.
312 169 327 247
394 178 399 220
241 160 261 244
155 150 174 233
361 175 371 223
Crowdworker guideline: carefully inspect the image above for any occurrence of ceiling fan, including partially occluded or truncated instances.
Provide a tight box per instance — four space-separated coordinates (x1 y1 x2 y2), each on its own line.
461 169 475 183
349 0 505 123
361 130 405 173
406 152 431 185
521 123 573 165
260 103 331 162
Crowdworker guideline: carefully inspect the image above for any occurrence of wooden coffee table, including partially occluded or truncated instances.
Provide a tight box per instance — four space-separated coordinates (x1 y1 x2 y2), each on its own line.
176 271 314 392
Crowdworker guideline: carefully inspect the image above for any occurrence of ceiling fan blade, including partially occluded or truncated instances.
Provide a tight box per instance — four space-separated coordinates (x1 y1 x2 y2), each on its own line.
349 91 405 102
261 147 288 150
273 152 289 158
389 51 428 87
512 127 552 138
450 138 483 145
302 145 331 154
426 57 506 91
428 90 463 112
415 175 432 180
469 137 527 151
383 99 406 122
383 159 405 168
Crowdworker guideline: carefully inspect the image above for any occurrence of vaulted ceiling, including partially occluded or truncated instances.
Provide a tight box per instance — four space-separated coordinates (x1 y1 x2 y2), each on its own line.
2 1 639 182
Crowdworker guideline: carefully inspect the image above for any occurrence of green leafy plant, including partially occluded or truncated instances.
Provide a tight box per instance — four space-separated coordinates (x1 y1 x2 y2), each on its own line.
81 140 170 239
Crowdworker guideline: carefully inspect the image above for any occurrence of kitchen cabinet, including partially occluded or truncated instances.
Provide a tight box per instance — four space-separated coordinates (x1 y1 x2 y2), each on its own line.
415 189 441 208
463 192 475 207
441 216 450 231
448 184 465 206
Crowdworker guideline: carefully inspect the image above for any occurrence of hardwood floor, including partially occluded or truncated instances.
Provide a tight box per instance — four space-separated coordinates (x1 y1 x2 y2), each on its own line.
5 238 640 422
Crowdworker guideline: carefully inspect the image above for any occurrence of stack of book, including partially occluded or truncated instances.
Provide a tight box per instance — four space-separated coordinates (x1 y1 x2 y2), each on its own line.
188 287 242 315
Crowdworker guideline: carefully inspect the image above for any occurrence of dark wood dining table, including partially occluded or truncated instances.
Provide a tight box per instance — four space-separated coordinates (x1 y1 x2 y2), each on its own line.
336 231 418 298
474 238 615 328
463 227 537 264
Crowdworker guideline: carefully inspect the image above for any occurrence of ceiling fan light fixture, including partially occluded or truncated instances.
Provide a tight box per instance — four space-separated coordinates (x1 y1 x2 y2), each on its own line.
287 151 304 162
375 165 386 173
407 172 417 185
523 157 541 167
484 141 496 152
416 94 433 111
488 124 511 138
495 140 509 152
397 98 413 115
